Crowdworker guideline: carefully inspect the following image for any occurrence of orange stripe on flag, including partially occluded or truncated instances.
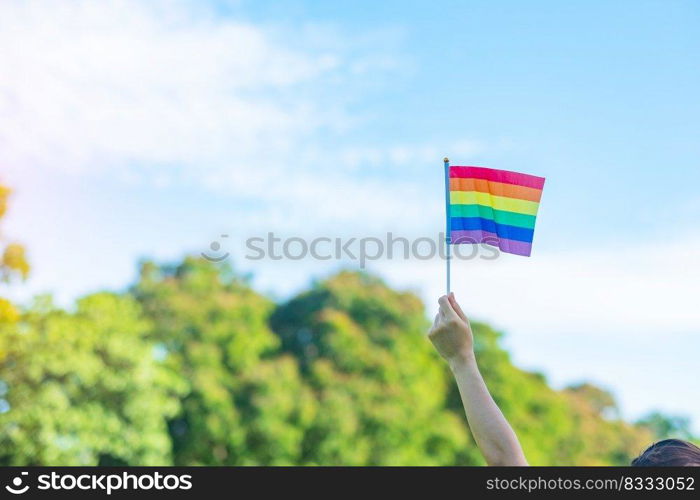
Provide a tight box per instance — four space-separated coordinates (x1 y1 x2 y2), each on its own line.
449 178 543 202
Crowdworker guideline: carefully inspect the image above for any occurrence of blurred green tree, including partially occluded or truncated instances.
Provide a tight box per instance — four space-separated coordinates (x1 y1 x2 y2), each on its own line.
272 271 655 465
0 293 181 465
0 237 685 466
133 257 316 465
636 411 694 441
271 271 473 465
0 184 29 322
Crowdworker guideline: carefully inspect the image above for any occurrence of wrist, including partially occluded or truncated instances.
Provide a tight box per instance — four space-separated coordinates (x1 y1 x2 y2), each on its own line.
447 350 476 371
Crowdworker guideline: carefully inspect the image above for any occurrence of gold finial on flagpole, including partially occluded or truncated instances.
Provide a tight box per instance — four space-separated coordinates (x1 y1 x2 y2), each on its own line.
443 157 449 163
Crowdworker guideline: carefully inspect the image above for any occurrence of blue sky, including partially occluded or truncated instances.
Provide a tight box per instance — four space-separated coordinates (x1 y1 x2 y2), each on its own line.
1 0 699 431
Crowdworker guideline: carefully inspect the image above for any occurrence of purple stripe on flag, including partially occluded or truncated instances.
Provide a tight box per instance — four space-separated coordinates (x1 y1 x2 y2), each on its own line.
450 229 533 257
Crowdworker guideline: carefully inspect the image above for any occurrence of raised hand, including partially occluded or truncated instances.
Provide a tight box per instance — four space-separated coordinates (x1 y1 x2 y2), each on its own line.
428 292 474 366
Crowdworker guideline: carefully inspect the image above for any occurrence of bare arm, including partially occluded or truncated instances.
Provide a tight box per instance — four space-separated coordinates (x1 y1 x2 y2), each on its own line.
428 293 527 466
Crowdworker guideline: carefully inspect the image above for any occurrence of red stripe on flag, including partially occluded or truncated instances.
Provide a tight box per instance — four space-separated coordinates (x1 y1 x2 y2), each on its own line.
449 166 545 190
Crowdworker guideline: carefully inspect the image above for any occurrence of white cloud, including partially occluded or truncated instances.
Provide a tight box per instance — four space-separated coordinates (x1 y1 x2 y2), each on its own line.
378 237 700 336
0 0 337 173
0 0 482 230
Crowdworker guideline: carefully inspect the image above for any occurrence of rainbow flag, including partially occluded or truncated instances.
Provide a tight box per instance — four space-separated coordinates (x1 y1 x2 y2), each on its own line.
449 166 545 256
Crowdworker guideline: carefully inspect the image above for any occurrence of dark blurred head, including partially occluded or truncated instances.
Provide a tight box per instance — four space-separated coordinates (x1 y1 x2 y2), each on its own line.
631 439 700 466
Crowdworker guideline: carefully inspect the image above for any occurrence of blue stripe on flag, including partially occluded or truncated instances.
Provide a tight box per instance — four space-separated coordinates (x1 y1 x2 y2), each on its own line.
450 217 535 243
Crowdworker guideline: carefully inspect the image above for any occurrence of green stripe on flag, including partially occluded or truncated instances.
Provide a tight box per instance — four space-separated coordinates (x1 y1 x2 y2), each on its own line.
450 204 537 229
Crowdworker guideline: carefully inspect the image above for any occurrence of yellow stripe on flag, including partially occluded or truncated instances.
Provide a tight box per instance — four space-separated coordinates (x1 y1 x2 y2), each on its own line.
450 191 540 216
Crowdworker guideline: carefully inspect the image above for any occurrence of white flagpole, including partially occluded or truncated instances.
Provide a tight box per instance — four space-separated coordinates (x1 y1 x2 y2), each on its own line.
443 157 451 294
